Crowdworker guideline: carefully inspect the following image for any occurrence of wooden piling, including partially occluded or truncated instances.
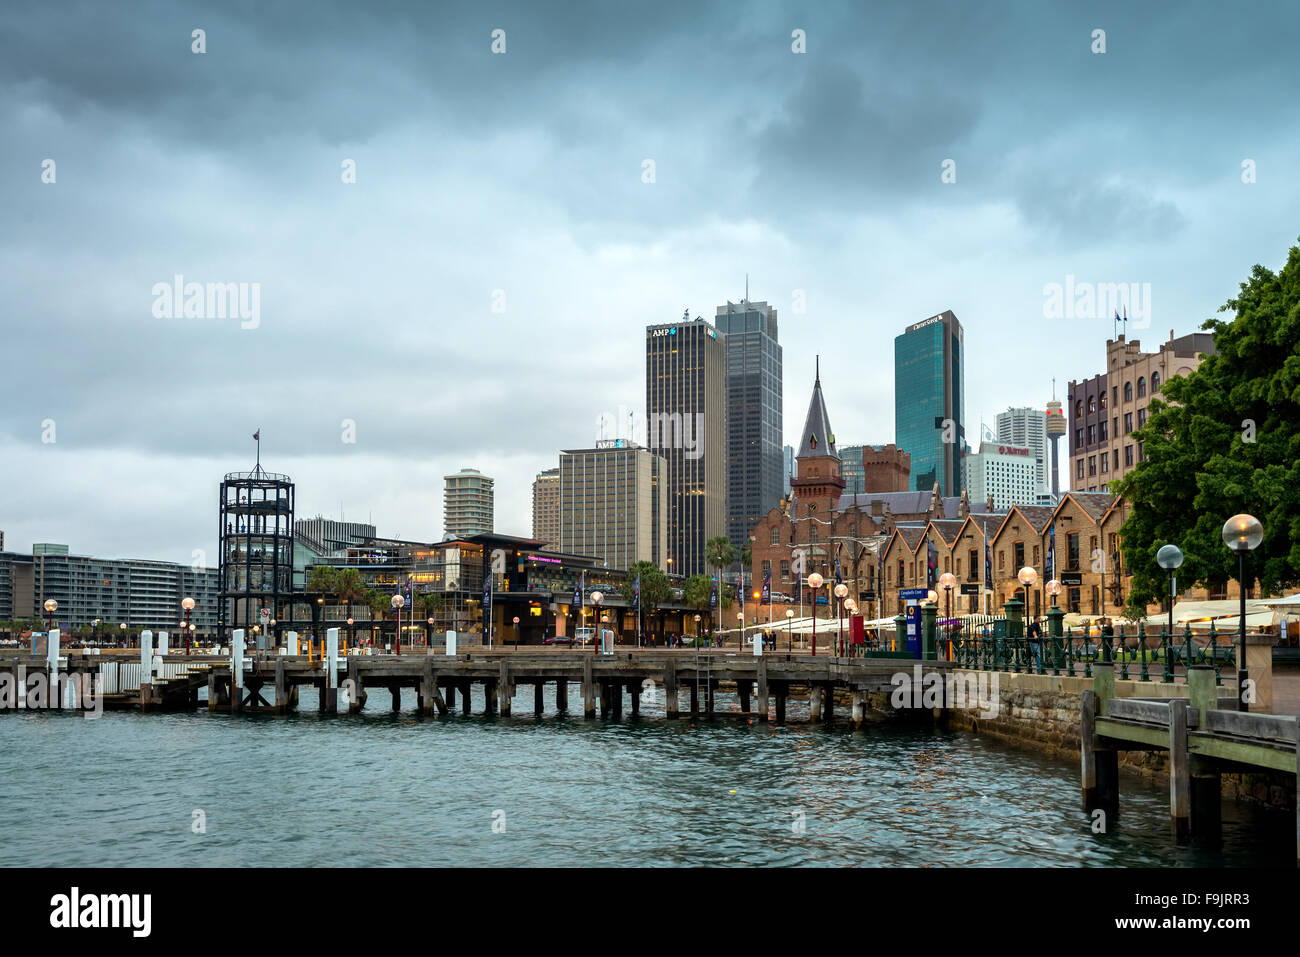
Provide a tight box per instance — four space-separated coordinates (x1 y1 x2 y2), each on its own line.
348 658 364 714
775 685 787 725
630 681 640 716
391 686 402 712
460 680 471 716
274 657 289 714
556 679 568 713
737 681 751 715
809 685 823 723
1190 756 1221 848
1081 688 1099 811
851 691 865 729
689 682 699 716
822 683 833 723
1169 698 1190 842
664 667 678 719
498 661 511 717
612 681 623 718
582 657 595 718
207 672 217 712
756 659 769 722
534 681 545 716
446 680 457 710
485 679 498 714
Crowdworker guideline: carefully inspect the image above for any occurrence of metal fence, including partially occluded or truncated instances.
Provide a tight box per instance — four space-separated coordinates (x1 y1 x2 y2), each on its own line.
951 618 1230 685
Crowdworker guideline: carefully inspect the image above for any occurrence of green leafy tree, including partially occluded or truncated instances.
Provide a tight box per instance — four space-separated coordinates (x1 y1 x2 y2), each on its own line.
705 536 735 576
306 565 339 600
619 561 670 639
1115 236 1300 603
334 567 365 623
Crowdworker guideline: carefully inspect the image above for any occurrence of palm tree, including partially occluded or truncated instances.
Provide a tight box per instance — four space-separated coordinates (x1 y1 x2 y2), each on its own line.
334 567 365 641
620 561 669 643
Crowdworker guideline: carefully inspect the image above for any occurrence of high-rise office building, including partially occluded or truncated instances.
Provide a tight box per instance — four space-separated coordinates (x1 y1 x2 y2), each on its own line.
531 467 561 548
839 445 865 494
645 313 727 577
715 297 783 553
996 407 1049 501
783 444 795 496
558 442 666 570
894 310 965 496
443 468 494 538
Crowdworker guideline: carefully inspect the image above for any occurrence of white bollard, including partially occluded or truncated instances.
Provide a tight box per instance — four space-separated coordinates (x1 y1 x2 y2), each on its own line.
140 630 154 675
47 628 61 673
157 631 169 656
232 629 245 693
326 627 339 689
752 634 763 657
445 630 457 656
286 631 299 656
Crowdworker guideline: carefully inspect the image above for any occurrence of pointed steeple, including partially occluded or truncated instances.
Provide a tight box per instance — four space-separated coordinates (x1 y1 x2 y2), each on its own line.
797 356 837 460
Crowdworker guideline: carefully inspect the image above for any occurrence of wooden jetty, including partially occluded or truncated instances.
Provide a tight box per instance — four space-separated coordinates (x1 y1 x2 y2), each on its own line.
1082 662 1300 859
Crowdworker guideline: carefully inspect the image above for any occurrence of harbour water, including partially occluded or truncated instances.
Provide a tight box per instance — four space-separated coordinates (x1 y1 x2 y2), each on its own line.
0 686 1290 867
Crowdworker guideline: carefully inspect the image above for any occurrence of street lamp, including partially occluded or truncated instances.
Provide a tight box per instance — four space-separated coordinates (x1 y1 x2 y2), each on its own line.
736 611 744 649
807 572 824 656
785 607 795 652
513 615 521 649
591 591 604 653
1018 566 1039 668
119 622 126 647
1156 544 1184 645
693 613 702 646
390 593 405 655
181 596 195 655
1222 514 1263 712
1046 579 1062 607
939 571 957 659
834 582 849 656
43 598 57 632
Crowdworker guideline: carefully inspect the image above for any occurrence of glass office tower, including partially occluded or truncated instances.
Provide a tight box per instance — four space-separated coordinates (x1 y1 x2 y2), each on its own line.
894 310 965 496
715 298 783 554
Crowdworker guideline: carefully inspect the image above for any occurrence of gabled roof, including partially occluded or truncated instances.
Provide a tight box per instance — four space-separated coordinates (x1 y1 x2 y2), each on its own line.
992 505 1055 541
888 525 927 552
796 358 837 460
1056 491 1116 523
927 519 967 545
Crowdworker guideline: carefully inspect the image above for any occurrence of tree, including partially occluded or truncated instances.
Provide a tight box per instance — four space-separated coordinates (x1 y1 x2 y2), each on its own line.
306 565 339 600
334 567 365 624
619 561 670 640
1115 236 1300 604
415 591 446 630
705 536 735 576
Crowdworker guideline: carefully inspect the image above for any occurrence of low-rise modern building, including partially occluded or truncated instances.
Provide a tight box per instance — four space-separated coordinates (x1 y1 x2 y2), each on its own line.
2 542 219 633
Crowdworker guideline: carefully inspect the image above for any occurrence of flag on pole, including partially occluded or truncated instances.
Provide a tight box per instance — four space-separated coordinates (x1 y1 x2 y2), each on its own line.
709 575 718 610
634 573 641 612
573 570 584 612
1047 524 1056 581
761 567 771 604
253 429 260 441
983 521 992 587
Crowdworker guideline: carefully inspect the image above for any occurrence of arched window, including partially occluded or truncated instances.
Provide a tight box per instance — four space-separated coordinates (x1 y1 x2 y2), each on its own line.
1075 399 1083 417
1123 381 1133 401
1151 371 1160 391
1087 394 1096 413
1137 376 1146 397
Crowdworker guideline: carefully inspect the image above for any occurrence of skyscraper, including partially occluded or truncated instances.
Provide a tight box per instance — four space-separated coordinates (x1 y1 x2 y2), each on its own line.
558 443 666 570
532 467 560 548
783 444 795 495
996 407 1049 501
443 468 494 538
894 310 965 496
645 313 727 577
715 297 783 553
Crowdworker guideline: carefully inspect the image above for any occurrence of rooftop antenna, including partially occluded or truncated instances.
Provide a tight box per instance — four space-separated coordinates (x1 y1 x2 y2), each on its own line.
745 273 749 303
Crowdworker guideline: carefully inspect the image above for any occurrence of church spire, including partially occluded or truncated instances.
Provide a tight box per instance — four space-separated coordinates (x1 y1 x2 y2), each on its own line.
797 359 837 461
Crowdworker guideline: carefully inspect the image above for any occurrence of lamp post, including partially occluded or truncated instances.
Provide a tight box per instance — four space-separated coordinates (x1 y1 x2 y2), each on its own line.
1018 566 1038 668
785 608 794 653
513 615 521 649
591 591 604 653
807 572 824 656
736 611 744 649
1156 544 1184 645
844 597 858 656
1222 514 1263 712
119 622 126 648
43 598 57 632
939 571 956 660
181 596 195 655
693 613 702 646
834 582 848 656
1046 579 1062 607
390 593 405 655
347 617 355 646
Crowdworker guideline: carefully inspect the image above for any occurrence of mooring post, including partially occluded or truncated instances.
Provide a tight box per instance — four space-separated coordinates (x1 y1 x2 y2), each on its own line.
809 685 824 723
1187 665 1221 846
230 629 244 714
775 683 787 724
555 679 568 713
498 660 511 717
612 681 623 718
139 629 154 713
599 680 612 718
1089 663 1119 819
1169 697 1191 842
485 679 498 715
582 656 595 718
534 681 544 716
851 690 865 729
320 627 339 715
629 681 640 716
1081 688 1099 810
737 681 751 715
822 683 833 723
756 658 769 722
689 681 699 715
391 686 402 712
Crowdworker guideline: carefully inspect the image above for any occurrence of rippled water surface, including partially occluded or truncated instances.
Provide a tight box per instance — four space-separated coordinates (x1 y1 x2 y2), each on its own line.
0 686 1289 867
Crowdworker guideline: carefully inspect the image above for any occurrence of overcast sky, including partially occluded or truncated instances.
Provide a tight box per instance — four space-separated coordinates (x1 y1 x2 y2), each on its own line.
2 0 1298 565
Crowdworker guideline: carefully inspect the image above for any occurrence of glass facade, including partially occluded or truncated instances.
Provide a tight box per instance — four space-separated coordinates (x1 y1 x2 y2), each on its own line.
715 300 783 554
894 311 965 496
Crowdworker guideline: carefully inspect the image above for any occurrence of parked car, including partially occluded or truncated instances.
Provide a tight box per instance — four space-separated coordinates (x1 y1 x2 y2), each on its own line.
543 634 578 646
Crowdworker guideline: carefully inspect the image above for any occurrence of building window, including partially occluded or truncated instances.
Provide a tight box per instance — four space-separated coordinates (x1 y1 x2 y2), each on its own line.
762 560 771 579
998 549 1005 572
1087 394 1096 413
1076 459 1085 480
1112 386 1118 405
1032 545 1040 565
1014 542 1025 568
1075 428 1083 448
1067 532 1080 570
1088 455 1097 476
1087 425 1095 444
770 527 779 546
1151 371 1160 391
1074 399 1083 417
1124 381 1133 401
1137 408 1146 428
1137 376 1146 397
969 548 979 580
780 560 790 580
1124 445 1134 466
1100 451 1109 473
1099 392 1107 410
955 557 962 577
1124 412 1133 433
